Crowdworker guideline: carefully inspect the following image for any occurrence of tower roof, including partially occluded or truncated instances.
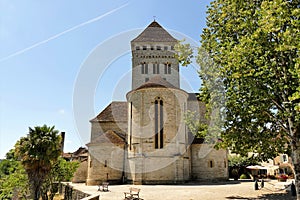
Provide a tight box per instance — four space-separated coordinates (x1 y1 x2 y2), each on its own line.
132 21 177 43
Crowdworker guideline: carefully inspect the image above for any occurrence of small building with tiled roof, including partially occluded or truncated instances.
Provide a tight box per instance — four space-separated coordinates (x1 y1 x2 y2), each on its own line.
86 21 228 185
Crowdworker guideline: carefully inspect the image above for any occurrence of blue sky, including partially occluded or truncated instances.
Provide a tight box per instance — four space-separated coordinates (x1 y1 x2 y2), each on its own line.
0 0 212 158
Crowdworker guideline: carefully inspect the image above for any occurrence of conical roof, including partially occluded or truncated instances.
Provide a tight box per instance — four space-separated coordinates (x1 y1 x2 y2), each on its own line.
132 21 177 43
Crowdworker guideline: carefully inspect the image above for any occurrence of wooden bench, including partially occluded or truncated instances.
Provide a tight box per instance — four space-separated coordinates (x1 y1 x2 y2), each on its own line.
98 182 109 192
124 187 141 200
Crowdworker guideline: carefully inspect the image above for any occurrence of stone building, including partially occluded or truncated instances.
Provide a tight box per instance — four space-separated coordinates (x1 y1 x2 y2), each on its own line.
62 147 88 183
86 21 228 185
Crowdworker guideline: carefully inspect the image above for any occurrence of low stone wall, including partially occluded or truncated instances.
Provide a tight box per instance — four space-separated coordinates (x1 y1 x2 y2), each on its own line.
60 183 98 200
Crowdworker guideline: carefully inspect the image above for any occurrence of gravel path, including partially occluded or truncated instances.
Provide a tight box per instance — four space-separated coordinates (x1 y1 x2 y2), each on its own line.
68 179 296 200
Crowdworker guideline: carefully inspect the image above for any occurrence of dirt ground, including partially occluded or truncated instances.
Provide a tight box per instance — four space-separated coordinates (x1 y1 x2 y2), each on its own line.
66 179 296 200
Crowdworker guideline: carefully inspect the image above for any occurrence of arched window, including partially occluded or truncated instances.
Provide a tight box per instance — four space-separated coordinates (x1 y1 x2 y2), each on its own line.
209 160 214 168
129 102 133 150
164 63 171 74
153 63 159 74
141 62 148 74
154 98 163 149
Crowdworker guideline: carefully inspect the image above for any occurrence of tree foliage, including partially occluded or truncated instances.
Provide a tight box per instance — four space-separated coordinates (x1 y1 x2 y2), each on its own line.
15 125 62 200
179 0 300 196
184 110 208 139
175 39 194 67
0 150 29 199
197 0 299 196
200 0 299 159
228 155 258 169
40 157 79 200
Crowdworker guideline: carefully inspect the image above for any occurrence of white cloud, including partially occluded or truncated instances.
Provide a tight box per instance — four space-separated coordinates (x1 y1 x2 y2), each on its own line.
58 109 65 115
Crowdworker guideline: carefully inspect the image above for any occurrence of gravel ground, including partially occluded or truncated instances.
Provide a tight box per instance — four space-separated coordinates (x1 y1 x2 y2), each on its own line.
68 179 296 200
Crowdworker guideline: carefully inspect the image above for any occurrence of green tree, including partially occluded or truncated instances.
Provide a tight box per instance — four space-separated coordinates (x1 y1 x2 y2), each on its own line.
201 0 300 197
40 157 79 200
228 155 258 180
184 110 208 139
15 125 62 200
177 0 299 197
0 150 29 199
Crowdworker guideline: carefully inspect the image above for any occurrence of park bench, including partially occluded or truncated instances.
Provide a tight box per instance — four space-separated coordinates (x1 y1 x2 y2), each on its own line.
98 182 109 192
124 187 141 200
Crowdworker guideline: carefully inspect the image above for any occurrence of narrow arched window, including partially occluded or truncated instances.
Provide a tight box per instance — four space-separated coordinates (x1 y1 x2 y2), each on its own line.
209 160 214 168
164 63 171 74
141 62 148 74
154 98 163 149
153 63 159 74
129 102 133 150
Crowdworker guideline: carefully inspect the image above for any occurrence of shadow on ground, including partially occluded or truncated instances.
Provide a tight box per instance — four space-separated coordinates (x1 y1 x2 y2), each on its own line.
226 192 296 200
186 180 248 186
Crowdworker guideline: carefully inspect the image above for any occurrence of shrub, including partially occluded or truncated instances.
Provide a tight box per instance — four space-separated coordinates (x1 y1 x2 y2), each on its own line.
240 174 248 179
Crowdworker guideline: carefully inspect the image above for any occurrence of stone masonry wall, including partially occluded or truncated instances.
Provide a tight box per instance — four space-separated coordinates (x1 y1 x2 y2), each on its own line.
72 160 88 183
131 41 179 89
91 121 127 140
191 144 228 181
86 143 125 185
127 86 190 184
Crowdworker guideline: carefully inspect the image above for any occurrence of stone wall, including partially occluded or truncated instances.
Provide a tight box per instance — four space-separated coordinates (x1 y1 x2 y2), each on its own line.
61 183 91 200
90 121 127 140
72 160 88 183
126 86 190 184
191 144 228 181
86 143 125 185
131 41 179 89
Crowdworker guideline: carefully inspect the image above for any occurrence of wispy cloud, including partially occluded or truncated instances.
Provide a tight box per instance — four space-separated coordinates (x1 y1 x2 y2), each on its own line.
58 109 65 115
0 2 129 62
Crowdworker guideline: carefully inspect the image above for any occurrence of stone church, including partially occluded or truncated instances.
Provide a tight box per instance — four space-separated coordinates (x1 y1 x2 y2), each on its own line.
86 21 228 185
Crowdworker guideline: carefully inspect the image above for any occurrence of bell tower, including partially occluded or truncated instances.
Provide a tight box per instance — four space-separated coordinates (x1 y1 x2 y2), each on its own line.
130 21 179 89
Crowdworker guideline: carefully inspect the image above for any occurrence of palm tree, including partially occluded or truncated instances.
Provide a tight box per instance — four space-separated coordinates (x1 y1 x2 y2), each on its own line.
15 125 62 200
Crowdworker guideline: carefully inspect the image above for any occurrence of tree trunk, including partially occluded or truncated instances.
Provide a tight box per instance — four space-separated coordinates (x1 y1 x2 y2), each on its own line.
28 169 45 200
31 181 40 200
292 140 300 199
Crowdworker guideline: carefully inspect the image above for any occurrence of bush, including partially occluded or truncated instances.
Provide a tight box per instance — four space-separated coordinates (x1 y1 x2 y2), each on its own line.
240 174 248 179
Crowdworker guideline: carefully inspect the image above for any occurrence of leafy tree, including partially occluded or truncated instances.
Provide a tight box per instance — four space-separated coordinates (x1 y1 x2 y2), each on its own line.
15 125 62 200
184 110 208 139
0 150 29 199
177 0 300 197
40 157 79 200
228 155 258 180
174 39 194 66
